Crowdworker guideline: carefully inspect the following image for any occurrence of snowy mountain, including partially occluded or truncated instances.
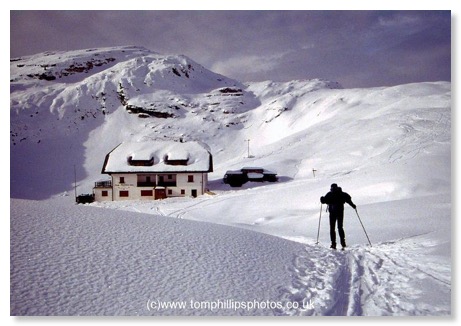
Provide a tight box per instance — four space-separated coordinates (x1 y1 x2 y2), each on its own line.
10 46 451 316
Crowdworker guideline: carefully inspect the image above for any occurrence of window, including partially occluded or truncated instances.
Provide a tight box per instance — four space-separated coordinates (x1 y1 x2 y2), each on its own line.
165 158 188 166
119 190 129 197
158 175 177 187
119 177 125 184
137 175 155 187
188 175 194 183
102 190 108 197
127 156 154 166
168 189 172 195
181 189 185 195
141 190 153 197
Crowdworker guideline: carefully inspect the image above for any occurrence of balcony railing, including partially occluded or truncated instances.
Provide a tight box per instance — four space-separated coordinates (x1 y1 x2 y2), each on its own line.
94 180 177 188
158 181 177 187
94 180 112 188
137 182 156 187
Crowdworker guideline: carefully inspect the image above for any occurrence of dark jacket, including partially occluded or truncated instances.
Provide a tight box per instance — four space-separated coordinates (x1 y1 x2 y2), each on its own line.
320 187 356 213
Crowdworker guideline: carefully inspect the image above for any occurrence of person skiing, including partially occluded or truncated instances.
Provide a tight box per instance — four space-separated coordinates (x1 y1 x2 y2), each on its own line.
320 183 356 250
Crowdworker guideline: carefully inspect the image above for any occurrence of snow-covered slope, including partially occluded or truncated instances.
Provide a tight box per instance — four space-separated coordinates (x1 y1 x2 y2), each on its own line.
11 197 304 316
10 46 451 316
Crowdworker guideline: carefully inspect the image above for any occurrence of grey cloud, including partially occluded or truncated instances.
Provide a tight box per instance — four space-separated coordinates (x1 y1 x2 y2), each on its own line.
10 10 450 88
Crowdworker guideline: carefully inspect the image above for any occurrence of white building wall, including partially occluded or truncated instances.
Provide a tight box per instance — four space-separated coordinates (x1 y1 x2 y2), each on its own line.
112 173 138 201
94 187 112 202
176 173 205 197
202 173 208 192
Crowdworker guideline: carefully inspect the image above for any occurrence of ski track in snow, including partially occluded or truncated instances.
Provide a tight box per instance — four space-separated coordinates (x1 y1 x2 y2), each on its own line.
89 190 452 316
277 240 451 316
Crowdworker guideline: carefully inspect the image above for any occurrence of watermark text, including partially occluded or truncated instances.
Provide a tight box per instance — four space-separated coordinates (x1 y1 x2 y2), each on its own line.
146 298 314 312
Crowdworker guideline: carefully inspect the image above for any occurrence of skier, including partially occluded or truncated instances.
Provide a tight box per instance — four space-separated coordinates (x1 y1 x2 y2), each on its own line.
320 183 356 250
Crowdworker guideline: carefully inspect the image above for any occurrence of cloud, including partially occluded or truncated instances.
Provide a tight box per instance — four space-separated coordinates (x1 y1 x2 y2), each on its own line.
10 10 451 88
377 13 421 28
211 50 295 80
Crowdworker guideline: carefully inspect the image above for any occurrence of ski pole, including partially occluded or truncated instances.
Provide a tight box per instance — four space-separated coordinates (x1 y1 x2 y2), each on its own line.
316 203 323 245
355 208 372 247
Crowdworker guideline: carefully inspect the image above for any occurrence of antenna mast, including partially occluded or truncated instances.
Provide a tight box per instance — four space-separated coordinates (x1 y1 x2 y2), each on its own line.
74 165 77 203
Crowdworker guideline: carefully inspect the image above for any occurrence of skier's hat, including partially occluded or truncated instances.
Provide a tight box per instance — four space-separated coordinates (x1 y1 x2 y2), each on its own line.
330 183 338 190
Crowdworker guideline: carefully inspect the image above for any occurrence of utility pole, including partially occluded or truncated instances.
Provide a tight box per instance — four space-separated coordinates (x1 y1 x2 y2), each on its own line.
245 139 250 158
312 168 317 178
74 165 78 203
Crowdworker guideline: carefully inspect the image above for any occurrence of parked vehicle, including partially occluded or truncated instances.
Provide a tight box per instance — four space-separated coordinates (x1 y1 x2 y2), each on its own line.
223 167 278 187
223 170 247 187
76 194 95 204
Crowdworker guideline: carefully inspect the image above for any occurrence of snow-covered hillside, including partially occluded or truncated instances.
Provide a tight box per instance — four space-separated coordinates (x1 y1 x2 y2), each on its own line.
10 46 451 316
11 197 304 316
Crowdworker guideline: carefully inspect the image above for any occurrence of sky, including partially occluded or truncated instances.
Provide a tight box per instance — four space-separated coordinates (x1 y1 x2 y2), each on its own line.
10 10 451 88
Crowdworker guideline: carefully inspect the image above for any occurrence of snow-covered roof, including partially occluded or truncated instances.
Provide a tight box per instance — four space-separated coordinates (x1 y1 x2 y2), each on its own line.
102 141 212 174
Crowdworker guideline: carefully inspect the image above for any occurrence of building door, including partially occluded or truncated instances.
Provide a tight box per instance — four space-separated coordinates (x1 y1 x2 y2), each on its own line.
155 188 167 200
191 189 197 198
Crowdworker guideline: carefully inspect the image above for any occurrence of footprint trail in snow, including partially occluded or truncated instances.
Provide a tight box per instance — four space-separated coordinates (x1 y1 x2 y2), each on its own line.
277 239 451 316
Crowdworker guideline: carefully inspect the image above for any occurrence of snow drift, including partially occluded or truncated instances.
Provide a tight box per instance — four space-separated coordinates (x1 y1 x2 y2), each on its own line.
10 46 451 316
